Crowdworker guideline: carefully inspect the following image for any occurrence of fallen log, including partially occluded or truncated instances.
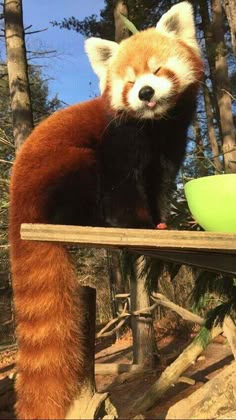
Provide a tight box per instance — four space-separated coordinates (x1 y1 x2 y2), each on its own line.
217 410 236 419
131 324 222 414
66 390 117 420
95 363 146 375
166 361 236 419
223 316 236 359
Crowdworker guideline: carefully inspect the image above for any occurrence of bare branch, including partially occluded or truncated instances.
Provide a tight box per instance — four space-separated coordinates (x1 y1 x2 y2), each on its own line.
151 292 204 325
0 159 13 165
25 28 48 35
96 300 159 339
221 88 236 101
30 77 54 86
132 302 158 316
178 376 195 386
115 293 130 298
27 49 57 56
97 312 129 338
0 137 15 148
24 24 32 31
97 301 130 338
97 317 127 338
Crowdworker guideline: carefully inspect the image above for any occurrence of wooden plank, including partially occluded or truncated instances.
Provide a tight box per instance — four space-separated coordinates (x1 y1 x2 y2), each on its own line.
132 249 236 274
21 223 236 252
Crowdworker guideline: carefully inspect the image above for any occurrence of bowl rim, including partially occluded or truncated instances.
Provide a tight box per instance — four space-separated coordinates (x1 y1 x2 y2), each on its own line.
184 173 236 190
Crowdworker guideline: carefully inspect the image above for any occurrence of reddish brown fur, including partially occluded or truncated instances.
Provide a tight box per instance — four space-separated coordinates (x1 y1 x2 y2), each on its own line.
109 29 201 81
10 26 203 419
10 98 107 419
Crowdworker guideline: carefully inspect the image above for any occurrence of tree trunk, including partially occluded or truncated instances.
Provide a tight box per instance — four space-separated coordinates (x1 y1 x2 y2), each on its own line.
105 1 130 341
199 0 222 128
202 82 223 173
193 117 208 177
223 0 236 56
130 256 157 367
114 0 129 43
212 0 236 173
4 0 33 151
114 0 156 358
106 250 126 339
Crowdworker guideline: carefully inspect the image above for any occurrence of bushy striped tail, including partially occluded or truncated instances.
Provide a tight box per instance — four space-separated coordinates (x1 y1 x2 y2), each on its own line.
11 238 85 419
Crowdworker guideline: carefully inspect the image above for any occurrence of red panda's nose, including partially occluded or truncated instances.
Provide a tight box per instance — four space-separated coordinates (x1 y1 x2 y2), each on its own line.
139 86 155 101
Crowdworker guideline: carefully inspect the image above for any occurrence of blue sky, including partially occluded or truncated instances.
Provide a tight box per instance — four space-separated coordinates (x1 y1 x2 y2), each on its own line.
22 0 105 105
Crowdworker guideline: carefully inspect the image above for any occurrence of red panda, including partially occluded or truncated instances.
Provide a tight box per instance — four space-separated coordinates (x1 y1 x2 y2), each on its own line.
9 2 203 419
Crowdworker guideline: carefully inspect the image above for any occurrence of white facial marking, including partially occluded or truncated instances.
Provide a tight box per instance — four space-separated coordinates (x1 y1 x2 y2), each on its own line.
125 67 136 83
127 74 173 117
166 56 195 90
110 77 125 110
148 56 159 74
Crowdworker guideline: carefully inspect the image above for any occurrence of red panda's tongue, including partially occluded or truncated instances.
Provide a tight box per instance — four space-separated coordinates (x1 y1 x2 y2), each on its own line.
147 101 157 109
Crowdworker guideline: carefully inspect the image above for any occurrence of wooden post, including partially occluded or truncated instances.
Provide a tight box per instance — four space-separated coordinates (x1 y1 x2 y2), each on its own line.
107 250 126 339
66 286 96 419
130 256 157 367
66 286 117 420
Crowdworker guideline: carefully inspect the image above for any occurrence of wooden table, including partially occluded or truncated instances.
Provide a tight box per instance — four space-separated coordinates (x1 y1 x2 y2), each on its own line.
21 224 236 274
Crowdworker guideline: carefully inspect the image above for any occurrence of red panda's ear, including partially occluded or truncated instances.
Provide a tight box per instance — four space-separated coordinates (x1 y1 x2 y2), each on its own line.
156 2 199 53
85 38 118 91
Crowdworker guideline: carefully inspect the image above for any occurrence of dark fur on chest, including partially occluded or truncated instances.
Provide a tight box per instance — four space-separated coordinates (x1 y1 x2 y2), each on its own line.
50 89 197 229
100 92 196 228
100 118 184 228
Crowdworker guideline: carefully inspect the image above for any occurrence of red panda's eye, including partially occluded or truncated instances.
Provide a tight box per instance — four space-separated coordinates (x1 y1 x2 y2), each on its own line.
128 81 135 85
154 67 161 75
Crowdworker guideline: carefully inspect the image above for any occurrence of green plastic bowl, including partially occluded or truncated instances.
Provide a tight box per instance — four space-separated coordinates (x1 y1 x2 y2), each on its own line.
184 174 236 232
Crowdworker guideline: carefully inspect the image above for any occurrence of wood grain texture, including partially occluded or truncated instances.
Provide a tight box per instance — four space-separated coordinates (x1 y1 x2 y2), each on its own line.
21 223 236 252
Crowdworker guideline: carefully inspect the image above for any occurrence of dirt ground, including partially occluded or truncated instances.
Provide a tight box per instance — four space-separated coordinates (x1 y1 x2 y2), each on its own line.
0 327 233 419
95 330 233 419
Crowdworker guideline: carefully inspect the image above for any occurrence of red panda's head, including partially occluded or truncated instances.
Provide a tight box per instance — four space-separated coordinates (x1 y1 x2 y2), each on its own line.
85 1 203 120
